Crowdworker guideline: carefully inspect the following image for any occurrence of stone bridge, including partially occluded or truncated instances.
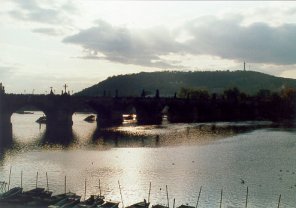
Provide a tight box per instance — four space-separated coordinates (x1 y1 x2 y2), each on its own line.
3 83 285 143
0 87 201 141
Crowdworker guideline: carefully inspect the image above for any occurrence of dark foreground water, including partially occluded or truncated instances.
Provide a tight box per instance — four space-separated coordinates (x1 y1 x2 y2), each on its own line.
1 112 296 208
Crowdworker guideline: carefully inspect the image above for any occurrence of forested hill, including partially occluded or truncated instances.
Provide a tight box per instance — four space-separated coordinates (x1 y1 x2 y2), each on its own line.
76 71 296 97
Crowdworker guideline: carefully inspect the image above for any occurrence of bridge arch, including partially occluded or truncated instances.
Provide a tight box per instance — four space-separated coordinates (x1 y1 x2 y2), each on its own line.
0 94 49 142
10 108 47 145
0 94 76 142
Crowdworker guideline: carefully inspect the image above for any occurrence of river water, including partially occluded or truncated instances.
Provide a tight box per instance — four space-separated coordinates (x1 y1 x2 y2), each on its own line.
1 112 296 208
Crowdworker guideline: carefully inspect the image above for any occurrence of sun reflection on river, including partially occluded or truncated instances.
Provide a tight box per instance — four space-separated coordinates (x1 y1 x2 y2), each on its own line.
1 112 295 207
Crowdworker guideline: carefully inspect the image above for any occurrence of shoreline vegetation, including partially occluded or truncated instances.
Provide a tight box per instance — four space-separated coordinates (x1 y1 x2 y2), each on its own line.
167 86 296 122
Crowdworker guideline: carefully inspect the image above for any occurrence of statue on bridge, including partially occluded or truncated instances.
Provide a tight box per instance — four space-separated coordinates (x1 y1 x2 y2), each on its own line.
50 87 54 95
62 84 69 95
0 83 5 94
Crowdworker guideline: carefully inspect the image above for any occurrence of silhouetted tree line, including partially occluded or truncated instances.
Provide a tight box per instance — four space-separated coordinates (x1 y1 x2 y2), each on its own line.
176 87 296 122
75 71 296 97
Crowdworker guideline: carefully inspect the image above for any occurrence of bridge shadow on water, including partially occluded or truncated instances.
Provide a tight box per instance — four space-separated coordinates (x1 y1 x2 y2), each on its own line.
0 132 17 166
39 126 158 148
0 135 13 149
0 127 77 164
39 128 76 146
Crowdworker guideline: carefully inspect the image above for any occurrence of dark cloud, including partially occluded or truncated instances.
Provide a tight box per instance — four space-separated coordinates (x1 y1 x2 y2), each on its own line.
9 0 73 24
63 17 296 68
63 20 183 68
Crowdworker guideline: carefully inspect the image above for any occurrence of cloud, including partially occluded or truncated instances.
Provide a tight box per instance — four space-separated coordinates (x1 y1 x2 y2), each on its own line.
63 20 183 68
183 16 296 65
6 1 296 68
63 16 296 69
61 1 78 14
9 0 73 25
32 28 63 36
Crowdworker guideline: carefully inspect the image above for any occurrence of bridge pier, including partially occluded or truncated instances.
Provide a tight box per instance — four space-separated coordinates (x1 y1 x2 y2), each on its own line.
0 91 13 143
135 99 164 125
45 110 73 133
0 112 13 143
96 111 123 128
40 94 75 138
87 99 125 128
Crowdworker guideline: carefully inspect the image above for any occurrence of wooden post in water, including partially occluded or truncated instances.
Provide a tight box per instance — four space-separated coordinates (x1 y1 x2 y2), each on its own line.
219 188 223 208
148 182 151 203
166 185 170 208
99 179 101 197
8 166 12 191
46 172 49 192
20 170 23 189
64 176 67 194
277 194 281 208
84 178 87 201
36 171 38 188
173 198 175 208
118 180 124 208
245 186 248 208
195 186 202 208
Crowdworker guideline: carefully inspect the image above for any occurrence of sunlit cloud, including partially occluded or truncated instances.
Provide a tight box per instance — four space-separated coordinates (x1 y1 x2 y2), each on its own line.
63 20 183 68
63 16 296 68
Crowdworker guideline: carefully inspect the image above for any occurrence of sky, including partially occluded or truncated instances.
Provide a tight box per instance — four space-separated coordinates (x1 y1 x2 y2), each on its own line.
1 1 296 94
